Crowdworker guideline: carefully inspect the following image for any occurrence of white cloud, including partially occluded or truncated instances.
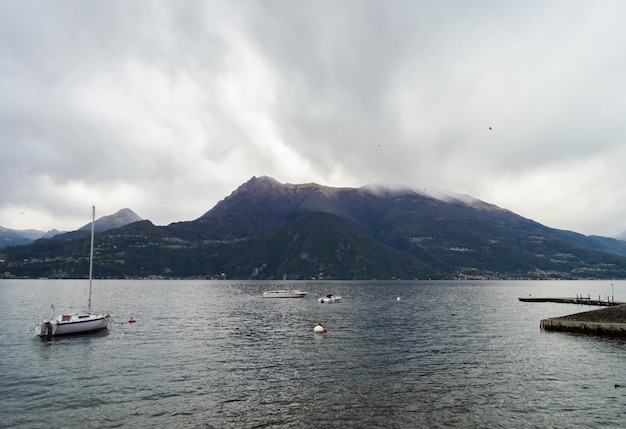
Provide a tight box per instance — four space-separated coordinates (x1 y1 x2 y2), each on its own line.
1 1 625 236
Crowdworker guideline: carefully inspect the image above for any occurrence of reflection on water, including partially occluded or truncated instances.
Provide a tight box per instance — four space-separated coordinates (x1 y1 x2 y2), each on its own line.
2 279 626 428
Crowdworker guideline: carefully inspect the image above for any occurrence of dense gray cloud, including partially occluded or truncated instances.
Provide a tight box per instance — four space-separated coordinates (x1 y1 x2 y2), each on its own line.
1 0 625 236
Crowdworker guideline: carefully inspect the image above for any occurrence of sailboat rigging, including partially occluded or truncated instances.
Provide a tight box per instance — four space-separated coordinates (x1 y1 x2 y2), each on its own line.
38 206 110 337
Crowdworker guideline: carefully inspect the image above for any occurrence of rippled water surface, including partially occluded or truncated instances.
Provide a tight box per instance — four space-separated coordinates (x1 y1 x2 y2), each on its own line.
2 279 626 428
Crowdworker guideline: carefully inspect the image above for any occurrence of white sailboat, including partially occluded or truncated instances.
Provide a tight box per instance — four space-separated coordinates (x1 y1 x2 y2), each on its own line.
39 206 110 337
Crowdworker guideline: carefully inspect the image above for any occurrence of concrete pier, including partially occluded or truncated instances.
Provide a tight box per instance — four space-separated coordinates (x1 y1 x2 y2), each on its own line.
540 304 626 337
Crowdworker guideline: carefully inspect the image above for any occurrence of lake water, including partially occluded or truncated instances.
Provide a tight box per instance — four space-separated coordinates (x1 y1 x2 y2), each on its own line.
2 279 626 428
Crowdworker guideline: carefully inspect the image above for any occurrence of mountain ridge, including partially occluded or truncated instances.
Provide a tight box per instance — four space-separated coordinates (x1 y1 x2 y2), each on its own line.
0 208 143 248
3 176 626 280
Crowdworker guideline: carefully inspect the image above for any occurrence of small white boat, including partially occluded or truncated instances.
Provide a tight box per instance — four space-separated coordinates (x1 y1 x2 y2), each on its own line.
38 206 110 337
40 312 110 336
262 289 307 298
318 294 341 303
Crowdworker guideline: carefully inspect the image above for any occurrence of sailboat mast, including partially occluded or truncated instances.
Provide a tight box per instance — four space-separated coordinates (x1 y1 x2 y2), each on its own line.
88 205 95 313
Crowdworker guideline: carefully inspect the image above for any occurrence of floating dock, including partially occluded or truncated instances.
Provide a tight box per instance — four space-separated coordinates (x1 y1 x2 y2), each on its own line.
518 296 620 307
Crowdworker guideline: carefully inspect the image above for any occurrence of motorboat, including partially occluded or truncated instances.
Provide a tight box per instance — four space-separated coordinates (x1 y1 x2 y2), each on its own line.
262 289 307 298
318 294 341 303
38 206 111 337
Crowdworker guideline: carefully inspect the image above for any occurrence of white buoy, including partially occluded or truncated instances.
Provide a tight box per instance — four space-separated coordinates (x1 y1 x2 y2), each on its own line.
313 324 327 333
397 297 401 301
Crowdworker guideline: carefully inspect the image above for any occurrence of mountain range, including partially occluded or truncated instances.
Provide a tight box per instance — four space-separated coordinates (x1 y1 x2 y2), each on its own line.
0 226 50 248
0 208 143 248
3 176 626 280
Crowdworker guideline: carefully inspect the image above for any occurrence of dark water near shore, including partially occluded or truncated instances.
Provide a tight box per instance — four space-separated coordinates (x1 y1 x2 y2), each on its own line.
2 279 626 428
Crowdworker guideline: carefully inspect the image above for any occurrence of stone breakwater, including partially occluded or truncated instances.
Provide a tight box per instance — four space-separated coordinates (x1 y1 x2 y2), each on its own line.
541 304 626 336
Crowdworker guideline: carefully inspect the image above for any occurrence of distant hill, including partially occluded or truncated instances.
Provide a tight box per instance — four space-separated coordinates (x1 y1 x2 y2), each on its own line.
41 229 63 239
0 226 47 248
0 208 143 248
45 208 143 241
79 208 143 233
3 177 626 280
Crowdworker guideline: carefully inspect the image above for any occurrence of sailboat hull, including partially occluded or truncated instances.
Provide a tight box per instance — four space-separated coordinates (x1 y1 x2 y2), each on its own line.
40 313 110 337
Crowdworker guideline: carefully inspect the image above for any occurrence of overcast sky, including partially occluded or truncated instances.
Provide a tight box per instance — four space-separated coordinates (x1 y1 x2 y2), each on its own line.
1 1 625 236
